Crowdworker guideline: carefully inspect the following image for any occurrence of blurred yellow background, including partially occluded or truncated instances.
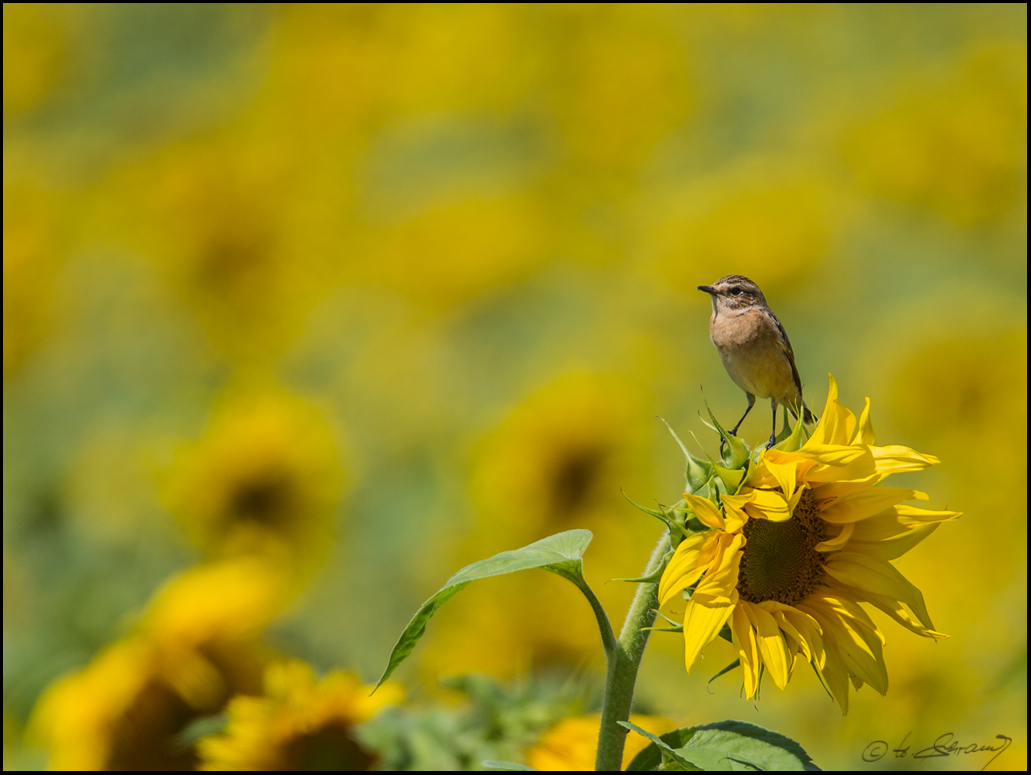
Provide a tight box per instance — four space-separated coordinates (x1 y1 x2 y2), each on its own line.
3 4 1025 770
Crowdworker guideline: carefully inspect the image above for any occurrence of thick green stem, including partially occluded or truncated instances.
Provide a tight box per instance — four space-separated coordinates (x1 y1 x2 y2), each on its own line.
595 535 670 771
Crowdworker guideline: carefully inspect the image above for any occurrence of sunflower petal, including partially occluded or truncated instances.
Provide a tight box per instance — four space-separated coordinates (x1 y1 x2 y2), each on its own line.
863 591 948 639
718 492 754 526
684 492 725 530
850 505 961 541
894 504 962 523
801 594 888 695
805 623 850 714
839 626 888 695
803 590 883 641
779 605 826 670
815 522 854 552
854 397 875 446
759 456 798 500
731 604 761 698
846 503 959 560
845 527 938 562
752 489 794 521
694 533 744 599
743 604 791 690
714 494 748 533
759 449 818 480
809 473 880 499
682 591 739 674
658 532 720 607
762 602 807 662
805 376 857 448
822 552 938 635
870 445 940 476
792 444 868 468
820 487 926 524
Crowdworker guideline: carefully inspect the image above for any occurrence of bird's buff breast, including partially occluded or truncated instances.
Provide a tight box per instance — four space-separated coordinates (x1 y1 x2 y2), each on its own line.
709 310 796 401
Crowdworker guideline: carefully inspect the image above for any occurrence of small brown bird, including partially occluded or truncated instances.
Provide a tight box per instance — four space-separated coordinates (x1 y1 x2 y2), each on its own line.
698 275 816 449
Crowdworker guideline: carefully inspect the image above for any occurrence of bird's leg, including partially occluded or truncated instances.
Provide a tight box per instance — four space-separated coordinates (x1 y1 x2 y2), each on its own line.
766 399 779 449
721 394 756 454
731 393 756 436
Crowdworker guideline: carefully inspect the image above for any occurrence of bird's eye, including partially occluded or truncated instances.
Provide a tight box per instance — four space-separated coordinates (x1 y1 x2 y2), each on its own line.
729 287 742 296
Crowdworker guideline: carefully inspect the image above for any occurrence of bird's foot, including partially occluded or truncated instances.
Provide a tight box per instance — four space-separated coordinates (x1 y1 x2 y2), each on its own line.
720 431 738 457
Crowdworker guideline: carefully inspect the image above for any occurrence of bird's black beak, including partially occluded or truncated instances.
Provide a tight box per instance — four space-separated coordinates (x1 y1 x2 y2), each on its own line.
697 285 716 295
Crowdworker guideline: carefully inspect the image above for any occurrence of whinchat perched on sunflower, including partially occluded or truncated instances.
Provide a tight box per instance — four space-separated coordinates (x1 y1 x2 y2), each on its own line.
698 275 816 449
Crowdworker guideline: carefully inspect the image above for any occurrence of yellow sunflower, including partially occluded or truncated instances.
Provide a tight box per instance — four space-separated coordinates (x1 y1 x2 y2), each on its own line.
165 393 344 570
526 714 673 771
423 373 656 678
197 660 402 771
30 559 286 770
659 376 959 713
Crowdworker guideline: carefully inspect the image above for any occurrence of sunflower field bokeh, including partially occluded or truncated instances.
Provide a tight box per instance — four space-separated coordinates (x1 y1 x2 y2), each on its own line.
197 660 402 771
3 4 1025 771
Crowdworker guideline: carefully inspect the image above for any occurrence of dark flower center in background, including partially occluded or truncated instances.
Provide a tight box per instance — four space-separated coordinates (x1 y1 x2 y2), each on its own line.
548 445 606 520
105 678 200 771
229 469 295 529
281 723 378 771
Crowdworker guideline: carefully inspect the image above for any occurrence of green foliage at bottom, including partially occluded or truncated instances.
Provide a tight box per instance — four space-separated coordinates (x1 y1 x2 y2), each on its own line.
624 719 820 771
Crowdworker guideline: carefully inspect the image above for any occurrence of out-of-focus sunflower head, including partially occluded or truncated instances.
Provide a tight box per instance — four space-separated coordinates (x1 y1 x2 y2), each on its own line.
358 191 547 314
841 39 1026 229
552 6 694 171
197 660 402 771
470 373 651 540
647 157 847 298
421 374 657 679
885 328 1027 455
127 135 330 362
141 558 291 684
2 4 87 116
165 393 344 568
30 559 287 770
526 714 674 771
2 182 66 379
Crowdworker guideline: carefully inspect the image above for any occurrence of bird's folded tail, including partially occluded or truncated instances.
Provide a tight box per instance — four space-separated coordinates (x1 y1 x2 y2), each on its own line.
787 401 819 425
802 402 817 425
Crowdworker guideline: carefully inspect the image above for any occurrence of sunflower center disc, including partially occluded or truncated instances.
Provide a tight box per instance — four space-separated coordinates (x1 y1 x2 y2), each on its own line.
737 489 826 605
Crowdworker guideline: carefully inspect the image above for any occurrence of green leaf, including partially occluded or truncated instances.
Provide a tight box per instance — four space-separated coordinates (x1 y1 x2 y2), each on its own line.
626 726 701 771
620 722 700 771
376 530 603 689
672 498 711 534
625 720 819 771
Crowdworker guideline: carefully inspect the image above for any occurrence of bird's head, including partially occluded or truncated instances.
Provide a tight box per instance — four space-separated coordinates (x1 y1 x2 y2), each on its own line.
697 275 768 314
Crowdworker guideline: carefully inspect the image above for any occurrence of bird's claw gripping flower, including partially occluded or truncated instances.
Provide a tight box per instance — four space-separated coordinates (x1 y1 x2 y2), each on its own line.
659 376 959 713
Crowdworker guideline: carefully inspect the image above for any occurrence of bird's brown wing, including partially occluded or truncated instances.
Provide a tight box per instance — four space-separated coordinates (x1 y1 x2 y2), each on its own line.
769 309 804 395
